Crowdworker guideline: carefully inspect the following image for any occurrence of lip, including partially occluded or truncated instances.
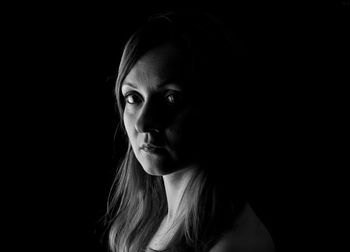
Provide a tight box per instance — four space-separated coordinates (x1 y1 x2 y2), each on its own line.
140 144 165 154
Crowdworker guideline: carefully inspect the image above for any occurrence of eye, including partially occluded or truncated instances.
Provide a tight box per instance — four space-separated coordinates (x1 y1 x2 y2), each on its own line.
124 92 142 105
165 92 182 105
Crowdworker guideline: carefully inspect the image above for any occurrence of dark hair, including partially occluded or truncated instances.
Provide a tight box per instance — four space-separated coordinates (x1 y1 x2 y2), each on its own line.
106 10 248 252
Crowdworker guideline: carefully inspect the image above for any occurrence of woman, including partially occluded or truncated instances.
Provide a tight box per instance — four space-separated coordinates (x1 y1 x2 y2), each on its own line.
106 10 275 252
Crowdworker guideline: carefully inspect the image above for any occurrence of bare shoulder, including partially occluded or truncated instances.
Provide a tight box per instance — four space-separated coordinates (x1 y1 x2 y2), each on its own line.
209 204 275 252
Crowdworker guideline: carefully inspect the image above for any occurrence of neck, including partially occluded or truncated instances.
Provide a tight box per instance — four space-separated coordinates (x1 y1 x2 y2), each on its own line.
162 166 197 222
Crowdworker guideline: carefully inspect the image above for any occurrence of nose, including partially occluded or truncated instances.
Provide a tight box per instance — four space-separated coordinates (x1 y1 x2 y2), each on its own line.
135 101 163 133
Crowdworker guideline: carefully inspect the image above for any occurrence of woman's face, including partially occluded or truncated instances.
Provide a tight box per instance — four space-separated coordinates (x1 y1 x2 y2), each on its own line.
121 43 204 176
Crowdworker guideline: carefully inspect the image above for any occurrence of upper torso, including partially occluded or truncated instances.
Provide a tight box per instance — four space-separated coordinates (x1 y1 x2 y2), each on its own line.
147 203 275 252
208 203 275 252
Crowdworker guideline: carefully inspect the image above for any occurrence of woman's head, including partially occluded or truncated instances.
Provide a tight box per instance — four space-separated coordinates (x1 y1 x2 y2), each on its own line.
116 10 245 176
122 42 204 176
108 10 248 252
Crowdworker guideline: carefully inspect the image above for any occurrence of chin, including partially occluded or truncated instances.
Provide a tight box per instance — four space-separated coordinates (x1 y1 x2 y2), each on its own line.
140 161 181 177
143 169 164 176
141 164 170 176
139 163 159 175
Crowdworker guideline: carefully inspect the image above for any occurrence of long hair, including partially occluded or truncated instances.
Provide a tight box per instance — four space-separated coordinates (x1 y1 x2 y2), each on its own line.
106 10 247 252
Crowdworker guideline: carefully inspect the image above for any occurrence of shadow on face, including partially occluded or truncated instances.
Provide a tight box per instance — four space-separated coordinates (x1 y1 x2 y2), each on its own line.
122 43 220 176
118 11 250 177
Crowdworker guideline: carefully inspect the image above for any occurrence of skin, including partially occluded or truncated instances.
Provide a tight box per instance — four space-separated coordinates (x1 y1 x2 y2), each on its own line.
121 43 275 252
122 43 203 177
122 43 202 231
209 203 275 252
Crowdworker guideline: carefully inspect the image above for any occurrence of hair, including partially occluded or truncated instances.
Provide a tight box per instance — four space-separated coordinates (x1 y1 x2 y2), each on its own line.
106 10 248 252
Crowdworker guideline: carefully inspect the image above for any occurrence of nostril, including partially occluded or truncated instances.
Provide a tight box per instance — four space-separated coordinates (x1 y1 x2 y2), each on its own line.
135 114 161 133
135 121 161 134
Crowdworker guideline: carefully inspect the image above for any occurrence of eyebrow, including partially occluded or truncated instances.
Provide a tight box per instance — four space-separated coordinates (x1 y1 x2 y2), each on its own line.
122 82 138 89
122 79 182 89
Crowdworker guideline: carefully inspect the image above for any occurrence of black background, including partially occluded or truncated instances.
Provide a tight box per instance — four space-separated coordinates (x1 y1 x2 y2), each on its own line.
6 1 348 251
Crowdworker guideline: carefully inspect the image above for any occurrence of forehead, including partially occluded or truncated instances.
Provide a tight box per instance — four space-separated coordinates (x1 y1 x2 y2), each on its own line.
123 43 190 88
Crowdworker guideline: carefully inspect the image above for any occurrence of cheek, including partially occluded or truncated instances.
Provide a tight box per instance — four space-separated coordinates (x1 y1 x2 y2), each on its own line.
168 110 204 148
123 111 136 141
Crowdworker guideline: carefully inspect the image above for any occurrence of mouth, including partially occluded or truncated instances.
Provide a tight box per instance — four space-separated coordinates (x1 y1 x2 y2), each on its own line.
140 144 165 154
